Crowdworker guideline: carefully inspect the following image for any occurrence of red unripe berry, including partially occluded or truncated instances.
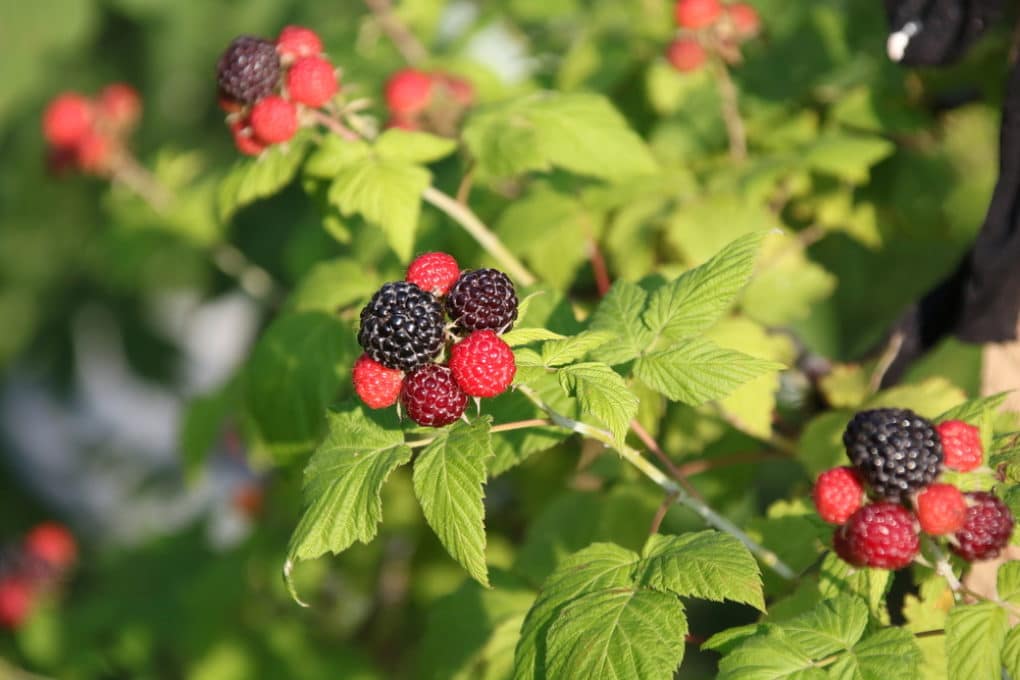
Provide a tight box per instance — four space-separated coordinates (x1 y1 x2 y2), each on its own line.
250 96 298 144
666 38 707 72
0 578 33 629
277 25 324 61
915 483 968 535
727 2 761 37
674 0 723 29
406 252 460 296
230 119 267 156
449 330 517 398
385 68 434 115
812 466 864 524
438 74 474 106
286 57 339 107
43 93 93 147
353 354 404 409
936 420 983 472
24 522 77 570
837 502 919 569
401 364 468 428
75 132 111 173
98 83 142 130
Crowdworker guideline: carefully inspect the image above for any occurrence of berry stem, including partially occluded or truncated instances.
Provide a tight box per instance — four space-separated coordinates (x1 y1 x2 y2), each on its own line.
405 417 552 449
308 109 360 141
363 0 430 66
516 384 796 580
708 57 747 162
421 187 538 286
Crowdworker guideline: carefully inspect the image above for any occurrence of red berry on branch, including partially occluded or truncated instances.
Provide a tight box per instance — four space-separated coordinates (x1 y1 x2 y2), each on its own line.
98 83 142 130
277 25 324 61
674 0 723 30
24 522 77 570
727 2 761 38
401 364 468 428
936 420 983 472
915 483 967 535
250 96 298 144
286 57 339 107
950 491 1015 562
836 502 919 569
0 577 33 629
406 252 460 297
75 132 111 173
385 68 434 115
43 93 93 147
449 330 517 398
812 466 864 525
666 38 707 72
353 354 404 409
230 119 267 156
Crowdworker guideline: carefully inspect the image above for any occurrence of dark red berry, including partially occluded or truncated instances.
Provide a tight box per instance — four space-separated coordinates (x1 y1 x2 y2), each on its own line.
950 492 1015 562
836 502 919 569
401 364 468 428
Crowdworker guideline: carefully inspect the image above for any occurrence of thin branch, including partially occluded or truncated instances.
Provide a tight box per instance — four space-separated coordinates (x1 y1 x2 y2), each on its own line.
110 153 174 211
422 187 538 286
708 58 747 162
517 385 797 580
678 450 789 477
649 489 680 535
869 329 905 393
364 0 430 66
587 237 612 297
308 109 360 141
406 417 551 449
630 419 701 498
455 163 476 205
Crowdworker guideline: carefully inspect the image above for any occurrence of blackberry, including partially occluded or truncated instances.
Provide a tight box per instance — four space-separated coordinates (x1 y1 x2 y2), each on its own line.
358 282 444 372
217 36 281 104
950 491 1015 562
446 269 518 333
843 408 942 501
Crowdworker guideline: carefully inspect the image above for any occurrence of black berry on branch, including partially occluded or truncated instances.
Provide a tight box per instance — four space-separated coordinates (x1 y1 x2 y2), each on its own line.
216 36 281 104
358 282 445 372
843 408 942 501
446 269 518 334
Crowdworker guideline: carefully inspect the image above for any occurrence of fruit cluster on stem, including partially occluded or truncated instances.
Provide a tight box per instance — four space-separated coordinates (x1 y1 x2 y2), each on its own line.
42 84 141 175
0 523 77 630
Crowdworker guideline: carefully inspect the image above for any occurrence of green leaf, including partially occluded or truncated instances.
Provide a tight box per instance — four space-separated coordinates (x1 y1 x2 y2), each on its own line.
818 553 892 625
287 258 380 313
513 543 638 680
998 561 1020 605
544 588 687 680
540 330 615 367
413 419 494 587
827 628 921 680
219 135 311 221
937 393 1010 424
643 231 765 342
803 134 895 184
328 158 431 261
374 128 458 164
717 628 828 680
945 602 1008 680
501 327 567 347
741 232 837 326
464 92 658 181
304 136 371 177
633 532 765 611
780 595 867 658
243 313 357 463
589 281 653 365
557 362 638 446
287 408 412 562
634 337 784 405
1003 626 1020 680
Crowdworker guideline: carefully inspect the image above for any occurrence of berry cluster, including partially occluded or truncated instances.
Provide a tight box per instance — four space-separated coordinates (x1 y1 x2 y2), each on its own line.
0 523 77 630
42 84 141 176
383 68 474 134
217 26 340 156
353 252 518 428
667 0 760 73
813 409 1015 570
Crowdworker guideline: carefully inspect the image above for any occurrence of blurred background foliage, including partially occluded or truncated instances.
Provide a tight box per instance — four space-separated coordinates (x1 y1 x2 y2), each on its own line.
0 0 1015 677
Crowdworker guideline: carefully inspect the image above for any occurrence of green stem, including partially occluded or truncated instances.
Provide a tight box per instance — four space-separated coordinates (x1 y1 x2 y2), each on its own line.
421 187 537 286
516 385 796 580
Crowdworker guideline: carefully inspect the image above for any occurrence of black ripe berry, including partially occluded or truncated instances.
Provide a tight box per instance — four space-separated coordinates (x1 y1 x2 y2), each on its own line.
358 282 445 372
843 408 942 501
216 36 281 104
446 269 518 333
